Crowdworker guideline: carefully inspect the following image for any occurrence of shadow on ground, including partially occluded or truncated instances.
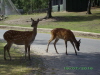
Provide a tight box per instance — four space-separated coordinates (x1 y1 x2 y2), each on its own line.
51 14 100 22
0 39 44 75
41 52 100 75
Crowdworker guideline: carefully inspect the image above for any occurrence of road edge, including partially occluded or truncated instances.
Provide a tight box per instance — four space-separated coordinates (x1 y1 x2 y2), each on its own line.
0 25 100 39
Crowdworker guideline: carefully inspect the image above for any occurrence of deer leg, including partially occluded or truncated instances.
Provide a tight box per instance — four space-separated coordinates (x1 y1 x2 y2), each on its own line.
65 41 68 55
7 49 11 60
70 41 77 55
25 45 27 59
54 38 59 54
46 36 55 53
6 43 12 60
4 44 7 60
28 45 31 60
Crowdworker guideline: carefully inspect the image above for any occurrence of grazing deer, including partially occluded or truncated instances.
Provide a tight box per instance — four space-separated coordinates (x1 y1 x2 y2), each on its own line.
46 28 81 55
3 18 39 60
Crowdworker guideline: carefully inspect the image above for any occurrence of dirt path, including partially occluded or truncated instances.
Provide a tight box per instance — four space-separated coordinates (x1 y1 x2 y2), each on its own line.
31 46 79 75
32 46 67 75
31 39 100 75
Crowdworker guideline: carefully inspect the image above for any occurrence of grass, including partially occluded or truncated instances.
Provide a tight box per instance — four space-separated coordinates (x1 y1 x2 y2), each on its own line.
0 40 44 75
0 8 100 33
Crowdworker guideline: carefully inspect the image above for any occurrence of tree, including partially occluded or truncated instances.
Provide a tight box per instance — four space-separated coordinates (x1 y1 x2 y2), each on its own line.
46 0 52 18
92 0 100 7
87 0 92 14
39 0 52 20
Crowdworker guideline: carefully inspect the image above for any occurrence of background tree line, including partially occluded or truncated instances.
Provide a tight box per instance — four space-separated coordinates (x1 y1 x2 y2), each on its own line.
12 0 100 14
92 0 100 6
87 0 100 14
11 0 48 13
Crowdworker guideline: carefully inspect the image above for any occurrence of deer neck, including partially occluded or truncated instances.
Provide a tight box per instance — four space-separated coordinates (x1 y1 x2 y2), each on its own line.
73 38 78 46
33 27 37 36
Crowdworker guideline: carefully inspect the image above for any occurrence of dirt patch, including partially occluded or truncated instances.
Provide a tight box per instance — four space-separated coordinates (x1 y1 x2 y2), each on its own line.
4 18 31 25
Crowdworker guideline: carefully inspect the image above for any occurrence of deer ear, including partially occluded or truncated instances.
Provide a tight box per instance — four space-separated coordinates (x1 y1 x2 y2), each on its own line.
31 18 34 21
79 39 81 43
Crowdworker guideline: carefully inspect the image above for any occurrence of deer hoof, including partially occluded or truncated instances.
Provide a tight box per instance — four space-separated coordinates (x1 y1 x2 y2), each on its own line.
46 50 48 53
66 53 68 55
57 52 59 54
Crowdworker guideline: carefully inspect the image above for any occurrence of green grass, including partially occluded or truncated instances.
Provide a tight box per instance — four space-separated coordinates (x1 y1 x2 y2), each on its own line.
38 8 100 33
0 8 100 33
0 40 43 75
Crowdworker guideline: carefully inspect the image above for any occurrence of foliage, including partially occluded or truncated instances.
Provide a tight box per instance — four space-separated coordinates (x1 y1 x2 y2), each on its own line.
11 0 48 13
92 0 100 6
11 0 100 14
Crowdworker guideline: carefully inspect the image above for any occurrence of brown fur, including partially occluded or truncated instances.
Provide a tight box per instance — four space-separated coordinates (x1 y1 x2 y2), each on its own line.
51 28 76 40
46 28 81 55
3 18 39 60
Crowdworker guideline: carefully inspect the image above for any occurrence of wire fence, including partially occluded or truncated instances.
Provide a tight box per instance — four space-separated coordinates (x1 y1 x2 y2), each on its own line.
32 8 48 13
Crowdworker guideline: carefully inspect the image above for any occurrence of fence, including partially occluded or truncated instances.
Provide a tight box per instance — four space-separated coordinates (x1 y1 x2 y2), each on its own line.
28 8 48 14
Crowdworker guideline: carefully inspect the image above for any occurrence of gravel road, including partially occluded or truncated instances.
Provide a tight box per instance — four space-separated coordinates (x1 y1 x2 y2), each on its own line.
31 33 100 75
0 29 100 75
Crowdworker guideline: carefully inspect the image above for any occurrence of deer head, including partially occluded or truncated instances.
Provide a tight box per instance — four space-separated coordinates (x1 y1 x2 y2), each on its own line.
76 39 81 51
31 18 39 28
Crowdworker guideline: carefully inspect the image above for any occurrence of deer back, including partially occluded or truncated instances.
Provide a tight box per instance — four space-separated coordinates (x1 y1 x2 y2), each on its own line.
51 28 76 40
3 30 34 45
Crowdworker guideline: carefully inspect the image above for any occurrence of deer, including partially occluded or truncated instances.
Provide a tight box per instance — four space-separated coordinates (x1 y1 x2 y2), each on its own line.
3 18 39 60
46 28 81 55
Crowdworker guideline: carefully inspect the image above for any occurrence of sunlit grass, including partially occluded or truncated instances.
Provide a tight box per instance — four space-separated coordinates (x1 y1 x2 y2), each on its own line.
0 8 100 33
38 8 100 33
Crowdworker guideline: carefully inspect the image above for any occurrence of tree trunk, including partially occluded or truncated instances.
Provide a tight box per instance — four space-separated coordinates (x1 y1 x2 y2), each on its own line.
46 0 52 18
87 0 92 14
92 0 95 7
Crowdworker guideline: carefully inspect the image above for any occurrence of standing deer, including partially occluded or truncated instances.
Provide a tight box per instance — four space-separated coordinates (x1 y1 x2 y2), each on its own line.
3 18 39 60
46 28 81 55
